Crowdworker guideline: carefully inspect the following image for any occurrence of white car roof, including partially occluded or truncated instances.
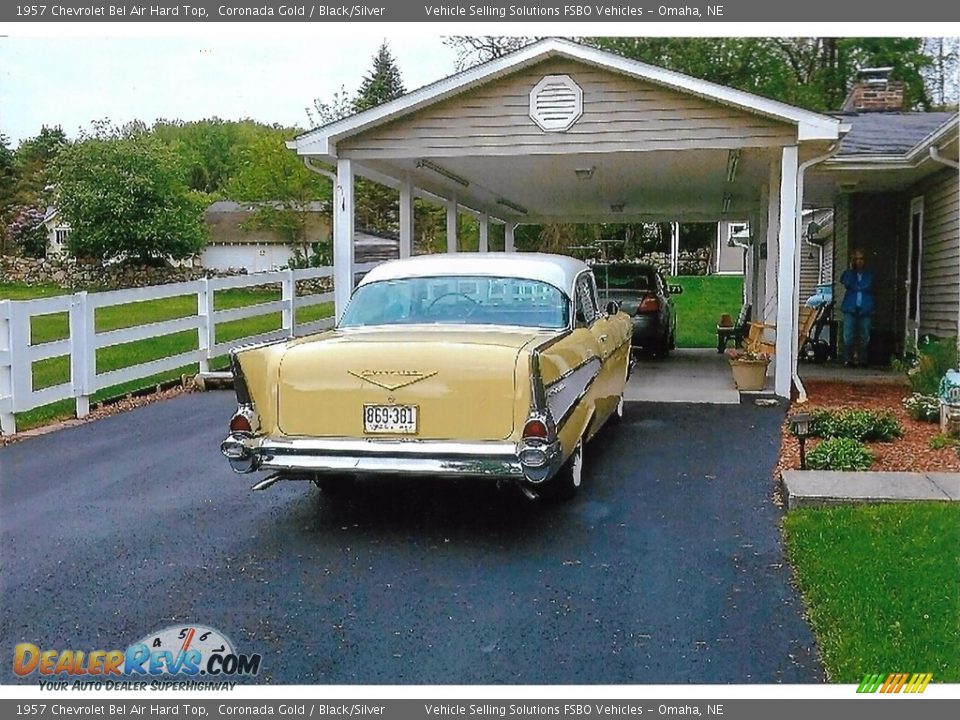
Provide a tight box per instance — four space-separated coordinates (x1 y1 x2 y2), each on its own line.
358 253 590 295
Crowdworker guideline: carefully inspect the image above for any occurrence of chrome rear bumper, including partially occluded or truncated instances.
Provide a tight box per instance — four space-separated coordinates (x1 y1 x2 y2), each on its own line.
220 435 563 483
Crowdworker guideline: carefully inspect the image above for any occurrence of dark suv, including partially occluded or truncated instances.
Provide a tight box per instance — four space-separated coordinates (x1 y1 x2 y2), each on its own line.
594 263 682 357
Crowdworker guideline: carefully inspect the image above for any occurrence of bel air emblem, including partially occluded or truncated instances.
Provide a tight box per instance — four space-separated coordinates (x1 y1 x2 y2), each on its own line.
349 370 438 391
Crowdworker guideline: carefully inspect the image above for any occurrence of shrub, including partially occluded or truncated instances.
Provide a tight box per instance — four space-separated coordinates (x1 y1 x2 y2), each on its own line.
807 438 874 471
928 434 960 450
5 206 47 258
810 409 904 442
900 337 959 396
903 393 940 422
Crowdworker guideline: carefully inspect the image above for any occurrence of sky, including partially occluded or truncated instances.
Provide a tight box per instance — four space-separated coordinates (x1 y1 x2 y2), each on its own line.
2 25 949 148
0 35 460 146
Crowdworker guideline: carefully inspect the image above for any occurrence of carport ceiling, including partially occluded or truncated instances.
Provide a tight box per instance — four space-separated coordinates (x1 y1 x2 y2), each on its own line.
360 146 776 223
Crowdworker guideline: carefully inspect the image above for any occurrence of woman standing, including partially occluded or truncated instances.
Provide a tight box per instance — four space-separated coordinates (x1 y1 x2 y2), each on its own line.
840 249 875 367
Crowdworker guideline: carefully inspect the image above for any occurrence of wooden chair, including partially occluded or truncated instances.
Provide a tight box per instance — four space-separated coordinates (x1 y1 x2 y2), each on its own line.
744 321 776 356
717 303 752 353
797 307 817 346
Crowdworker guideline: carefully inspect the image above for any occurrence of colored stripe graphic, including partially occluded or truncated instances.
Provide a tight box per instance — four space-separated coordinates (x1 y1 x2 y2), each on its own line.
857 673 885 693
857 672 932 693
908 673 933 693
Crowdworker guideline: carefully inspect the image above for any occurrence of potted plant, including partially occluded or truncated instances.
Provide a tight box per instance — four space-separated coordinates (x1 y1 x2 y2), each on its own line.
726 348 771 391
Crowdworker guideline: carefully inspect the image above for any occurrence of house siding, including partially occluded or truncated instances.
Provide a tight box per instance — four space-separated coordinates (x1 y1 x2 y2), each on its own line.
799 242 822 300
339 59 798 159
912 167 959 338
822 237 834 289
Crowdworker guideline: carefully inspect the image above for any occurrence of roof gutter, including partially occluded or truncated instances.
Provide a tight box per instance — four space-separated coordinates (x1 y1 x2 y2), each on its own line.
929 145 960 170
793 142 843 404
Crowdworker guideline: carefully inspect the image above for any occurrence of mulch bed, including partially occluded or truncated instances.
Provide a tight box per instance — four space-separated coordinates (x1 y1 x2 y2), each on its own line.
778 380 960 475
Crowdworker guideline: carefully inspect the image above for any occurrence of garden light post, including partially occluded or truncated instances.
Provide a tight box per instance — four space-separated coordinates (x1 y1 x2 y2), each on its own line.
790 412 813 470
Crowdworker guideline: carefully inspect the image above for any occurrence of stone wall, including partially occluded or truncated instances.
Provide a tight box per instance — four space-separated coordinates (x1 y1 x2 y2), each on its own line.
0 256 247 290
637 249 712 276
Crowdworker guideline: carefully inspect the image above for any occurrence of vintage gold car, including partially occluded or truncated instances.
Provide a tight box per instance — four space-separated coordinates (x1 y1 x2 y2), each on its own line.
220 253 633 500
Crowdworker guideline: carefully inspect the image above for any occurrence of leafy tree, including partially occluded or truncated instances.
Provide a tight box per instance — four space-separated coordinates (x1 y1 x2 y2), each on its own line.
56 121 207 264
152 118 255 195
9 126 67 210
584 36 932 111
226 126 332 265
0 133 15 251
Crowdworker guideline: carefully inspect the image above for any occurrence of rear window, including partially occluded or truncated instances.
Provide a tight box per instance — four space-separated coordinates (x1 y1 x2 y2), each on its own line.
339 275 570 329
595 265 654 292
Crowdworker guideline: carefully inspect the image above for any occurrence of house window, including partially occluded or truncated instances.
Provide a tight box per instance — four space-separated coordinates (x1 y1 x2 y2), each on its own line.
54 228 69 246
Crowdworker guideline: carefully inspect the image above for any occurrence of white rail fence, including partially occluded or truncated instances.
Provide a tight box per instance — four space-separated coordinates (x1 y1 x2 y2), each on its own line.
0 264 377 436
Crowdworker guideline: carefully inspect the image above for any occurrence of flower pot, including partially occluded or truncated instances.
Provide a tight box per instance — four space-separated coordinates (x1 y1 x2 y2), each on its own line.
729 359 769 391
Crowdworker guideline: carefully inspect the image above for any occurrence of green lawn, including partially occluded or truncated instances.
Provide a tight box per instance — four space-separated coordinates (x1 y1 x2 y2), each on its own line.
784 503 960 683
1 283 332 430
668 275 744 348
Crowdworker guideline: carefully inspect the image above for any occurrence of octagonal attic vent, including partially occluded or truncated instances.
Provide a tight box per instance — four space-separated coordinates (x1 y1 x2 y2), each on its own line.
529 75 583 132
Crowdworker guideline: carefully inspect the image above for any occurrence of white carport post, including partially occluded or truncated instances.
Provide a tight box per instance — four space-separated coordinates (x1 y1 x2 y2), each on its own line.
399 180 414 259
334 158 355 322
774 146 799 398
446 196 458 253
479 214 489 253
505 224 516 253
669 222 680 276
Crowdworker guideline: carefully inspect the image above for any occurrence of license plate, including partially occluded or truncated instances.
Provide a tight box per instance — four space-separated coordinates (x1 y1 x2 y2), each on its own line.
363 404 418 434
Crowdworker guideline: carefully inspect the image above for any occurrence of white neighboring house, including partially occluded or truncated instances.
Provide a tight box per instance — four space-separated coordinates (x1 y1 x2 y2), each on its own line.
200 200 331 273
715 220 748 275
43 207 71 258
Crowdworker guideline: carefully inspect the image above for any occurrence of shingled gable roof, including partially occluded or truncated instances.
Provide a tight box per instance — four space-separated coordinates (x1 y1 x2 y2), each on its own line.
288 38 842 159
833 111 957 156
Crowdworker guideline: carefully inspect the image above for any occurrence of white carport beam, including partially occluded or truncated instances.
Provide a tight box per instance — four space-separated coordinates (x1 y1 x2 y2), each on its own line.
479 214 489 253
775 146 799 398
334 158 355 322
399 181 414 259
505 224 516 253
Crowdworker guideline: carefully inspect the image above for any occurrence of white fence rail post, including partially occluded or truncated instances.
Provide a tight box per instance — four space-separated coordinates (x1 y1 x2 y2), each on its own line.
198 278 213 373
282 268 296 338
70 291 92 418
1 262 360 427
0 300 15 435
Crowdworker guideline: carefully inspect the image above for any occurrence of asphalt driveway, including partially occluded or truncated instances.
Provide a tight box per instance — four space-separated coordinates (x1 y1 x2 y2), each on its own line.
0 391 821 684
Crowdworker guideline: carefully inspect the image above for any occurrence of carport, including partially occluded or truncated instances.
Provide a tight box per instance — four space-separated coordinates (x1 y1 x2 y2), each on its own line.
287 38 844 398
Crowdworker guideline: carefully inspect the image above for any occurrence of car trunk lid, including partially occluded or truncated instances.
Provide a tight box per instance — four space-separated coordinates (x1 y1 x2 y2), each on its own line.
276 328 547 440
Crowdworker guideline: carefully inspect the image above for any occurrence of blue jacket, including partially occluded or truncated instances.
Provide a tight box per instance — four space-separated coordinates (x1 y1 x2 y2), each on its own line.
840 268 875 315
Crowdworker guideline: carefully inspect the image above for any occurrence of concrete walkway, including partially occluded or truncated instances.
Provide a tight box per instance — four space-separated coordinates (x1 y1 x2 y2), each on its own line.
782 470 960 509
627 348 741 404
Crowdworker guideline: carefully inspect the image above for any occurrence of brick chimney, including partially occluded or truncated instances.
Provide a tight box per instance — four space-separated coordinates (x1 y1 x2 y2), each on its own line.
842 67 906 112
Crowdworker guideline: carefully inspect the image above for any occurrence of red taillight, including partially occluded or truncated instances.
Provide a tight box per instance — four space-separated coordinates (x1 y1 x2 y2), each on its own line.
636 294 660 314
230 413 252 433
523 419 549 440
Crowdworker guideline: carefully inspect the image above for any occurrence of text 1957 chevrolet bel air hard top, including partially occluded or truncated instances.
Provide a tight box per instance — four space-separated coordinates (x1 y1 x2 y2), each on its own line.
220 252 633 501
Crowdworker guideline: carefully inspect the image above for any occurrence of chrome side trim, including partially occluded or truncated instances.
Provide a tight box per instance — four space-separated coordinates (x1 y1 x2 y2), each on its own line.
545 357 601 429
